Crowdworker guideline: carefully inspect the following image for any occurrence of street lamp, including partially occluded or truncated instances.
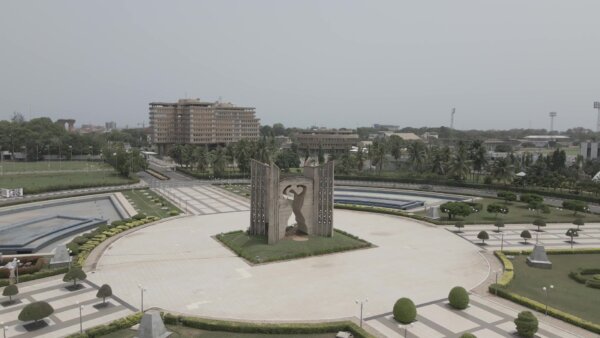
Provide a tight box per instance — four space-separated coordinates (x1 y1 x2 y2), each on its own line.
15 259 20 284
1 321 6 338
76 301 84 333
138 284 147 312
67 249 73 270
355 298 368 328
542 285 554 315
494 269 503 295
500 232 505 252
68 145 73 161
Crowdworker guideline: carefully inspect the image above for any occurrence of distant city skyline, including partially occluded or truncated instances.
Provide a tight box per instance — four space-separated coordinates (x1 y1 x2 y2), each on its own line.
2 1 600 131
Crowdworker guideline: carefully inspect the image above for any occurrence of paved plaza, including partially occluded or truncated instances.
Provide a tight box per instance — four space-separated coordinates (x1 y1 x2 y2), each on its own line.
88 210 488 322
155 183 249 215
450 223 600 250
366 294 579 338
0 277 134 338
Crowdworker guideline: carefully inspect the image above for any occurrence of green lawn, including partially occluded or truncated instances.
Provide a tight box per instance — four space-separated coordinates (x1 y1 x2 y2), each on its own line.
217 229 372 264
121 189 180 218
0 160 111 173
415 198 600 224
102 326 336 338
0 172 136 194
506 254 600 324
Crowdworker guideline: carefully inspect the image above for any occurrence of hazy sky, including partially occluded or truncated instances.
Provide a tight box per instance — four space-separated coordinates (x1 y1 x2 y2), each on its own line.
2 1 600 131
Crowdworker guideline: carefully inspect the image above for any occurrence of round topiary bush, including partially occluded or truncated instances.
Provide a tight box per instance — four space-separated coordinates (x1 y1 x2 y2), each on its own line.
448 286 470 310
460 334 477 338
514 311 538 338
594 274 600 281
393 297 416 324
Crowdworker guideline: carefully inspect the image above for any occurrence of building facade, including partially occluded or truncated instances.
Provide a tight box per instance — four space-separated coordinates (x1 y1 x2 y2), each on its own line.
149 98 260 154
295 129 358 154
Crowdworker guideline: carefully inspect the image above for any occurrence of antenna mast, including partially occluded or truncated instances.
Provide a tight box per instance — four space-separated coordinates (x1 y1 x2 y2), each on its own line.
450 108 456 130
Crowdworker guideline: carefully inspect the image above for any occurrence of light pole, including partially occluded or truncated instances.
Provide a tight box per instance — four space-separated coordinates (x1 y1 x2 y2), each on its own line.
494 269 503 295
67 249 73 270
76 301 84 333
500 232 505 252
138 284 147 312
542 285 554 315
1 321 6 338
355 298 368 328
47 144 50 169
69 145 72 161
15 259 20 284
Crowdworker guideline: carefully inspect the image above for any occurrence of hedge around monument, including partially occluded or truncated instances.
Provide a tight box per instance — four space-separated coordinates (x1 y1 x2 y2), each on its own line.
448 286 470 310
514 311 538 338
18 301 54 323
393 298 417 324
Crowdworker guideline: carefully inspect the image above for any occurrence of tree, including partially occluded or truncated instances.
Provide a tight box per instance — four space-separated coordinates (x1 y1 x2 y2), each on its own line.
520 230 532 244
533 218 546 232
275 149 301 171
440 202 472 220
211 148 227 177
562 200 587 216
370 139 386 174
460 334 477 338
520 193 543 204
96 284 113 305
407 141 427 171
487 203 508 219
477 231 489 244
494 219 505 233
491 158 514 184
18 301 54 324
566 228 579 248
454 221 465 233
448 286 469 310
393 298 416 324
2 284 18 303
63 267 87 287
497 191 517 204
573 218 584 231
317 144 325 165
514 311 538 338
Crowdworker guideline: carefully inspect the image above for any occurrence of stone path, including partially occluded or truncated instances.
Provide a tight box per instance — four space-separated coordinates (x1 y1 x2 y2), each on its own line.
365 294 580 338
0 277 135 338
450 224 600 250
154 184 249 215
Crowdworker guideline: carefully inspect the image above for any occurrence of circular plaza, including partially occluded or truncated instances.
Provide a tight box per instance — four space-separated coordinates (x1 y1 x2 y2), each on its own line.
88 209 489 321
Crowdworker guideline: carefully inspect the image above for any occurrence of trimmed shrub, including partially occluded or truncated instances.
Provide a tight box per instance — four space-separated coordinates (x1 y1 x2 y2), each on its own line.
393 298 416 324
2 284 18 302
448 286 469 310
455 221 465 232
63 267 87 287
514 311 538 338
460 334 477 338
96 284 112 304
532 218 546 232
18 301 54 323
477 231 489 244
520 230 532 243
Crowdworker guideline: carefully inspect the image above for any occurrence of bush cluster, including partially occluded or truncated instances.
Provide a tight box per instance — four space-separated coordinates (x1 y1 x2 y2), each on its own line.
65 313 143 338
448 286 469 310
393 298 416 324
0 256 45 278
569 268 600 289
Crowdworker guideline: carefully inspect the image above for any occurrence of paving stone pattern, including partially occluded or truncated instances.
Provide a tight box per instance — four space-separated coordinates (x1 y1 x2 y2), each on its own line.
365 294 579 338
0 278 135 338
156 184 249 215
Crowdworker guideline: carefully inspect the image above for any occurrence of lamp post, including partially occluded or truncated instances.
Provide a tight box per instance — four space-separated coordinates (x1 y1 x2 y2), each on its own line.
494 269 503 295
542 285 554 315
138 284 147 312
47 144 50 169
67 249 73 270
500 232 505 251
76 301 84 333
68 145 72 161
1 321 6 338
15 259 20 284
355 298 368 328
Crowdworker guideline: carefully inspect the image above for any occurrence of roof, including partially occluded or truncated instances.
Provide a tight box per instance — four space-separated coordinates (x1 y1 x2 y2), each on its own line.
524 135 569 140
381 132 422 141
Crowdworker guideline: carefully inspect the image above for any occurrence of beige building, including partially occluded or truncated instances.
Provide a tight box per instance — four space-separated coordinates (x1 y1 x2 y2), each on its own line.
149 98 260 154
295 129 358 153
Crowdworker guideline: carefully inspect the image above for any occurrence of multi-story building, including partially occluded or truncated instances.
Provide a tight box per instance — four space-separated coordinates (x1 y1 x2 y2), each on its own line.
295 128 358 154
149 98 260 154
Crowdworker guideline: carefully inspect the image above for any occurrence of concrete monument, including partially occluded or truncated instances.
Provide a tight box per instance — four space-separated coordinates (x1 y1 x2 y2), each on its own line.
526 244 553 269
136 310 171 338
249 160 334 244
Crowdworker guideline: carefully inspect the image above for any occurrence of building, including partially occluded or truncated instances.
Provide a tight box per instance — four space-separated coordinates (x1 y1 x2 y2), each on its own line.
581 141 600 160
372 124 400 131
376 131 422 141
105 121 117 131
295 128 358 154
149 98 260 154
521 135 570 148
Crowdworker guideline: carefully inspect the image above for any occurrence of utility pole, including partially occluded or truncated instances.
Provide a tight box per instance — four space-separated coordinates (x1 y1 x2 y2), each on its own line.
450 108 456 130
594 101 600 132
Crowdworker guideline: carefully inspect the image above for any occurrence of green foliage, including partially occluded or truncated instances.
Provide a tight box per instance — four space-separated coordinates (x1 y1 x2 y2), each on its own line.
132 213 146 220
454 221 465 231
96 284 112 303
520 230 532 243
18 301 54 322
514 311 538 338
573 218 585 229
477 230 489 243
393 298 417 324
448 286 470 310
497 191 517 203
562 200 588 215
63 312 144 338
460 334 477 338
2 284 18 301
566 228 579 242
440 202 472 220
494 219 505 232
533 218 546 231
520 193 543 204
487 203 509 217
63 267 87 286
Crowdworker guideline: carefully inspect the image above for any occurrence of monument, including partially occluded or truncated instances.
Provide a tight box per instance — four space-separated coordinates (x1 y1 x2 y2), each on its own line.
136 310 171 338
249 160 334 244
526 244 553 269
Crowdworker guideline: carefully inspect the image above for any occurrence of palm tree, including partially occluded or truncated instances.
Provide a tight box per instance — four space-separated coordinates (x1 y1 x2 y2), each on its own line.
212 148 227 177
449 151 470 181
194 146 209 172
471 146 488 182
355 146 365 172
370 139 386 174
407 141 426 171
429 147 446 175
388 135 403 163
491 158 514 184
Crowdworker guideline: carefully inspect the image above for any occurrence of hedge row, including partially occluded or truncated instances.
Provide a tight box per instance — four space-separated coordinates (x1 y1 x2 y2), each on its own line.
22 176 140 195
569 268 600 289
493 251 514 286
500 248 600 256
177 168 248 180
145 168 169 180
0 267 69 287
488 285 600 334
0 256 45 279
65 312 143 338
165 313 375 338
335 175 600 204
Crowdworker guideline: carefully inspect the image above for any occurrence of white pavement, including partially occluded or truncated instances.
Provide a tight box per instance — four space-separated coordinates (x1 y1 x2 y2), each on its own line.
154 184 249 215
89 210 488 323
